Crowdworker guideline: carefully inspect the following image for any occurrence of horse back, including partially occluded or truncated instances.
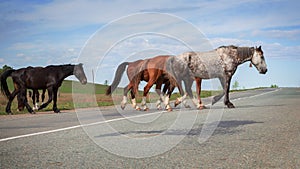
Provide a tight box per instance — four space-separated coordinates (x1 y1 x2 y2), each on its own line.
13 66 60 89
146 55 172 70
126 59 145 81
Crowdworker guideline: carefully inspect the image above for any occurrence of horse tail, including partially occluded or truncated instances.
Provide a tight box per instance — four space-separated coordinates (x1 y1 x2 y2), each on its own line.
106 62 129 95
166 56 187 95
0 69 15 99
166 57 176 82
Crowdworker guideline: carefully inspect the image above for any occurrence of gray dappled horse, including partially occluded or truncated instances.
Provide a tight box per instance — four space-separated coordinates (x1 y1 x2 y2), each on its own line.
169 45 268 108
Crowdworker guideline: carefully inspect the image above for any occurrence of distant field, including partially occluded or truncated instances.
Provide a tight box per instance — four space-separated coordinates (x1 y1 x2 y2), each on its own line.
0 79 218 115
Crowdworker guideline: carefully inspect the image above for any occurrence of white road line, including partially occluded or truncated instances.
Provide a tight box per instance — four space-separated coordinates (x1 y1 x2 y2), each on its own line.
1 88 281 142
0 111 166 142
232 88 281 101
204 88 281 107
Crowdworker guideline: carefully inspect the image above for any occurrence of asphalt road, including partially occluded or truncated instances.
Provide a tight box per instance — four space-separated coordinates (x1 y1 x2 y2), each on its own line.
0 88 299 168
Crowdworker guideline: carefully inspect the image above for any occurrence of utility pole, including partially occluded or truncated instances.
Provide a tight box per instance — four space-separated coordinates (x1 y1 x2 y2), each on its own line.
92 69 94 84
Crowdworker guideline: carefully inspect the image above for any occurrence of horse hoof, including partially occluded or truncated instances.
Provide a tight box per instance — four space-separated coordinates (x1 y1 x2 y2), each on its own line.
53 108 60 113
227 103 235 108
174 99 181 107
185 105 191 109
167 108 172 112
144 108 149 111
136 108 141 111
198 105 207 110
121 106 125 110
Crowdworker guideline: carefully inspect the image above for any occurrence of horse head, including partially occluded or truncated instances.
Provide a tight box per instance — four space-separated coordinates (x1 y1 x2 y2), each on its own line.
74 63 87 84
251 46 268 74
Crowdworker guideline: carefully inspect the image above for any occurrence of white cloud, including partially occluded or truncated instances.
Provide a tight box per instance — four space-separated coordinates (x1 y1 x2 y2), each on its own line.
0 58 4 63
8 42 37 50
252 29 300 40
16 53 24 57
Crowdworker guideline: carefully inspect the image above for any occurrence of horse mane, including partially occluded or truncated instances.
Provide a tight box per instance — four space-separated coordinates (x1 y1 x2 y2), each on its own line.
237 47 254 58
217 45 254 63
218 45 238 49
45 64 74 68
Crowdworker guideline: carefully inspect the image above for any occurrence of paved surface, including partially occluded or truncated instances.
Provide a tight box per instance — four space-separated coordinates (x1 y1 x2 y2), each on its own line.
0 88 299 168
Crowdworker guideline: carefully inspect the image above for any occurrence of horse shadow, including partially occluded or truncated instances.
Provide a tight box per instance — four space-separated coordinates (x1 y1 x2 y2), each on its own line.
94 120 263 138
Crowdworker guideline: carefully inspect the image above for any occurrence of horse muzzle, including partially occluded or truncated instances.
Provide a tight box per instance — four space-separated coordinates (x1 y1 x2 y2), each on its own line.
81 78 87 84
260 68 268 74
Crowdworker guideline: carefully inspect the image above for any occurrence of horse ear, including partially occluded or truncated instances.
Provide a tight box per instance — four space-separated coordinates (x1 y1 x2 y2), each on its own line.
258 46 261 50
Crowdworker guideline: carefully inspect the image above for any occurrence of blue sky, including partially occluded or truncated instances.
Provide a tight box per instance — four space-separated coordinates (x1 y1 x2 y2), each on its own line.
0 0 300 89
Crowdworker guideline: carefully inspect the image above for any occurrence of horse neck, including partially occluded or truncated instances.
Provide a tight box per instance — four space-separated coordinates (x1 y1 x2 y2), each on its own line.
59 65 75 80
236 47 254 64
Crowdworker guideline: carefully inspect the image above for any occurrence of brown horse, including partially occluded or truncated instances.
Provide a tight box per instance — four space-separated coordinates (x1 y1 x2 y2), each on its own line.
134 55 178 111
106 55 181 111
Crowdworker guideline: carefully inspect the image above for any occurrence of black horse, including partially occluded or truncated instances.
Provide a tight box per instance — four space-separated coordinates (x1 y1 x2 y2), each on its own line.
0 64 87 114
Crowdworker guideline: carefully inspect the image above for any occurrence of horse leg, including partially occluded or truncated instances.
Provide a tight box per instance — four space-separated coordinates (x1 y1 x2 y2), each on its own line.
121 84 130 110
195 77 205 109
159 81 170 109
35 90 40 110
21 89 34 114
130 89 140 110
212 77 225 105
41 89 46 104
38 88 53 111
184 76 199 108
32 90 38 110
142 79 157 111
32 90 36 110
224 75 235 108
5 89 19 114
174 78 185 107
52 87 60 113
17 93 25 111
155 79 164 110
164 85 175 111
176 77 193 108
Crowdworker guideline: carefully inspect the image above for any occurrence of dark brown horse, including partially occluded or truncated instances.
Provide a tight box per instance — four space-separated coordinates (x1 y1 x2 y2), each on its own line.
0 64 87 114
106 55 181 111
